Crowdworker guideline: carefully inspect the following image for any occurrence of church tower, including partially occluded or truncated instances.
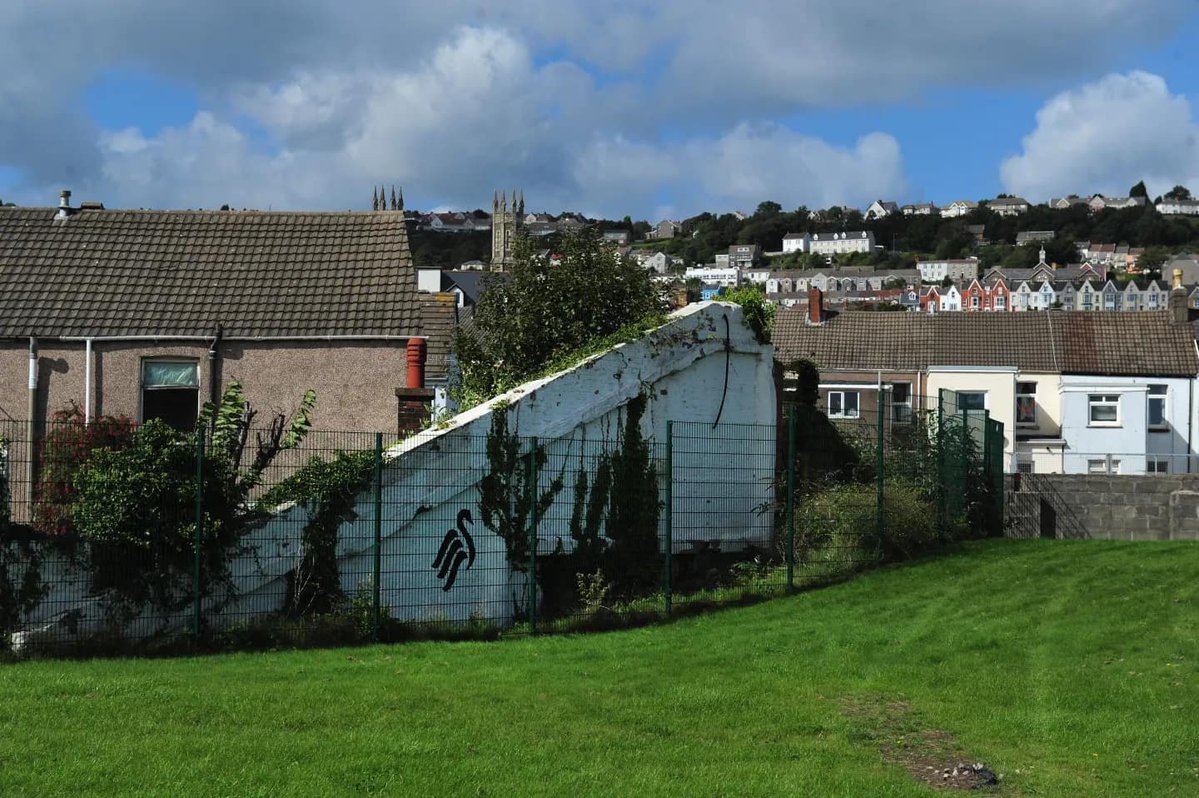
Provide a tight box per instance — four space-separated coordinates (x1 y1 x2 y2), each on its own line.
490 189 524 272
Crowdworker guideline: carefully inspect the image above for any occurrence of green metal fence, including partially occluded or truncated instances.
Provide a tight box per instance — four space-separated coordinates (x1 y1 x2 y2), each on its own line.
0 391 1002 656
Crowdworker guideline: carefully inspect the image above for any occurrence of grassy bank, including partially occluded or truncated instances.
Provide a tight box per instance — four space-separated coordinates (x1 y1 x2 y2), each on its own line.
2 540 1196 795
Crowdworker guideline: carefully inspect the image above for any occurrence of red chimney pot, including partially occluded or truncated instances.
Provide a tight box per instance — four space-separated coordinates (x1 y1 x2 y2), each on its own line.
406 338 427 389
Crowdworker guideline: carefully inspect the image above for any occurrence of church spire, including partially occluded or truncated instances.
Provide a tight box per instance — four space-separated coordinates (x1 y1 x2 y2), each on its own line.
397 186 404 211
372 186 379 212
518 189 525 215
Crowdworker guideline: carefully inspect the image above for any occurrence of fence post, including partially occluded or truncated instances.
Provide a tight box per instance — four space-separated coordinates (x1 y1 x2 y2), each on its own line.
664 422 673 616
372 432 383 643
192 427 204 641
527 437 538 634
786 407 796 591
937 390 946 534
876 388 886 558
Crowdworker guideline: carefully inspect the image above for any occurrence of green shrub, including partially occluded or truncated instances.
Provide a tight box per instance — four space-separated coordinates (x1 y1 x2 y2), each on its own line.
795 482 942 576
71 420 242 610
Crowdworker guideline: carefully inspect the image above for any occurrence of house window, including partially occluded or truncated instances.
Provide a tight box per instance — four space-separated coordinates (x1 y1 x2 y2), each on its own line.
958 392 986 412
1016 382 1037 425
995 295 1006 309
1148 385 1168 430
891 382 913 423
1017 461 1034 474
1148 457 1169 474
1088 394 1120 426
971 295 980 309
142 359 200 431
828 390 860 419
1087 458 1120 474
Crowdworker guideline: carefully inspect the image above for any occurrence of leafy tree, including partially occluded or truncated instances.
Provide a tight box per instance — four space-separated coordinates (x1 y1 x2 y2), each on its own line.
1138 246 1170 277
1129 180 1149 199
1165 185 1193 202
453 229 668 401
755 200 782 216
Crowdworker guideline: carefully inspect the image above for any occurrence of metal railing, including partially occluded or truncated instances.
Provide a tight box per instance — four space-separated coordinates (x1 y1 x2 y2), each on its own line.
0 391 1002 656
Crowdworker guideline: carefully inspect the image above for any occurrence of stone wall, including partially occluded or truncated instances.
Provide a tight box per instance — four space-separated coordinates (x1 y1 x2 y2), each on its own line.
1007 474 1199 541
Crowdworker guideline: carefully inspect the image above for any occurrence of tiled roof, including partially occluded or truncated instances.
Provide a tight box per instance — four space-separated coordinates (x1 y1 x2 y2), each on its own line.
0 207 420 339
775 309 1198 377
418 293 459 383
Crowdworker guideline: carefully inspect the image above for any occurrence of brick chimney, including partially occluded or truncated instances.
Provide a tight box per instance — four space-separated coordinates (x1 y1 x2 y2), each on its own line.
1170 268 1188 324
808 287 825 325
395 338 435 435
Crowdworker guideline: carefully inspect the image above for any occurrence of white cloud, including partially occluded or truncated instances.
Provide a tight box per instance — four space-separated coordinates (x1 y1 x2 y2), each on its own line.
0 1 1193 215
571 125 907 217
1001 71 1199 200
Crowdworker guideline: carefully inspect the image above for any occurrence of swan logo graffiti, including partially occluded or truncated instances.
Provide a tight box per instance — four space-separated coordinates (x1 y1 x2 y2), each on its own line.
432 509 476 591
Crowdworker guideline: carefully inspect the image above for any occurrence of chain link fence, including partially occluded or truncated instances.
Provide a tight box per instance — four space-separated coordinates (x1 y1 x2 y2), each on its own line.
0 390 1002 657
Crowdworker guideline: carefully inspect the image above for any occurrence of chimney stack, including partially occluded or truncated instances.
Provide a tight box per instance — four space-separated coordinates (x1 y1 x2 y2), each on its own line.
1170 268 1189 324
808 287 824 325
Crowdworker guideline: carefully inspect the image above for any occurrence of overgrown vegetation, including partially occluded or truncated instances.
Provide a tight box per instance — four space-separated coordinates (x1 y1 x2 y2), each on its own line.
478 404 564 577
33 406 135 535
14 383 318 623
260 450 376 616
453 228 668 403
721 284 776 343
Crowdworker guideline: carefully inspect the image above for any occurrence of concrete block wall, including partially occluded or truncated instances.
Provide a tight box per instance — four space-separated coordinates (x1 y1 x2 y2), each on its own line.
1009 474 1199 541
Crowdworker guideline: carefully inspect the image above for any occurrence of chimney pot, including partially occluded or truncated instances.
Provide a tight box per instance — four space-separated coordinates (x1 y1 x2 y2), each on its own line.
406 338 428 389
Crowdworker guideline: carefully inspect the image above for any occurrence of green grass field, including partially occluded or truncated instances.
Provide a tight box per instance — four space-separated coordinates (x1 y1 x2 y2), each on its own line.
2 540 1197 796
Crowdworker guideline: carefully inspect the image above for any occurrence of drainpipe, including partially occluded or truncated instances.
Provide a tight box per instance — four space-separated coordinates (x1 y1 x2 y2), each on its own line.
207 326 223 409
27 338 38 508
84 338 93 424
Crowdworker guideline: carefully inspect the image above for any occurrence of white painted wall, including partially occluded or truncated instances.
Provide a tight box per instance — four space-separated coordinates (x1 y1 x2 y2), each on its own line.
1059 376 1195 474
13 303 777 649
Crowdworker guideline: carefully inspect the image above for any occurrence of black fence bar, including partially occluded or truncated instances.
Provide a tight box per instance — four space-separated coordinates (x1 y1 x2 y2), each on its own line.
0 392 1002 657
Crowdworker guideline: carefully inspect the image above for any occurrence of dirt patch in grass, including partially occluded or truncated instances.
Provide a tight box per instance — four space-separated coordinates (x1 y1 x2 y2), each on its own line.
843 696 1000 791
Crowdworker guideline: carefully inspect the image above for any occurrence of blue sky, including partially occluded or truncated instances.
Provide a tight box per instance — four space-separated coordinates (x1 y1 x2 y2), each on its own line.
2 1 1198 219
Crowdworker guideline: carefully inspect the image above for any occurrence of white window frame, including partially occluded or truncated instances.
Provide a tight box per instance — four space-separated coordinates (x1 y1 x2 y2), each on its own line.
1088 394 1121 427
1147 385 1168 431
1148 457 1169 474
1016 382 1037 426
827 390 861 419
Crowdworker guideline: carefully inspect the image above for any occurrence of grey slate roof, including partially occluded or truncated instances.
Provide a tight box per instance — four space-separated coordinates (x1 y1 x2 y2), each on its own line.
775 309 1199 377
0 206 421 339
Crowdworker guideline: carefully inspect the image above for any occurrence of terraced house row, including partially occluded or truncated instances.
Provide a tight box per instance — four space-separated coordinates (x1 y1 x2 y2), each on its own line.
776 289 1199 476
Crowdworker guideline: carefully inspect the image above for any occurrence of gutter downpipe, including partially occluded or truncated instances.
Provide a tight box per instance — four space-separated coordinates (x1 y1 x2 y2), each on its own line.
84 338 93 424
208 327 223 410
27 338 38 510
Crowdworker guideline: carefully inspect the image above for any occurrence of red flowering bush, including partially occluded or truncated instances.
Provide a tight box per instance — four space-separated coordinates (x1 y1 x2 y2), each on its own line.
33 404 135 535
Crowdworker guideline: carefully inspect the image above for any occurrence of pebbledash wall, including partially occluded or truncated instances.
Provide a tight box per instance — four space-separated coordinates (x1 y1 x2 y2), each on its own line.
13 302 777 648
1013 474 1199 541
0 339 419 434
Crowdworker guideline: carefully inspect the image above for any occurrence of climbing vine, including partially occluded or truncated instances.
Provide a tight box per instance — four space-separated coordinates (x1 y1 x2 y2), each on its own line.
564 393 663 599
478 404 564 572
